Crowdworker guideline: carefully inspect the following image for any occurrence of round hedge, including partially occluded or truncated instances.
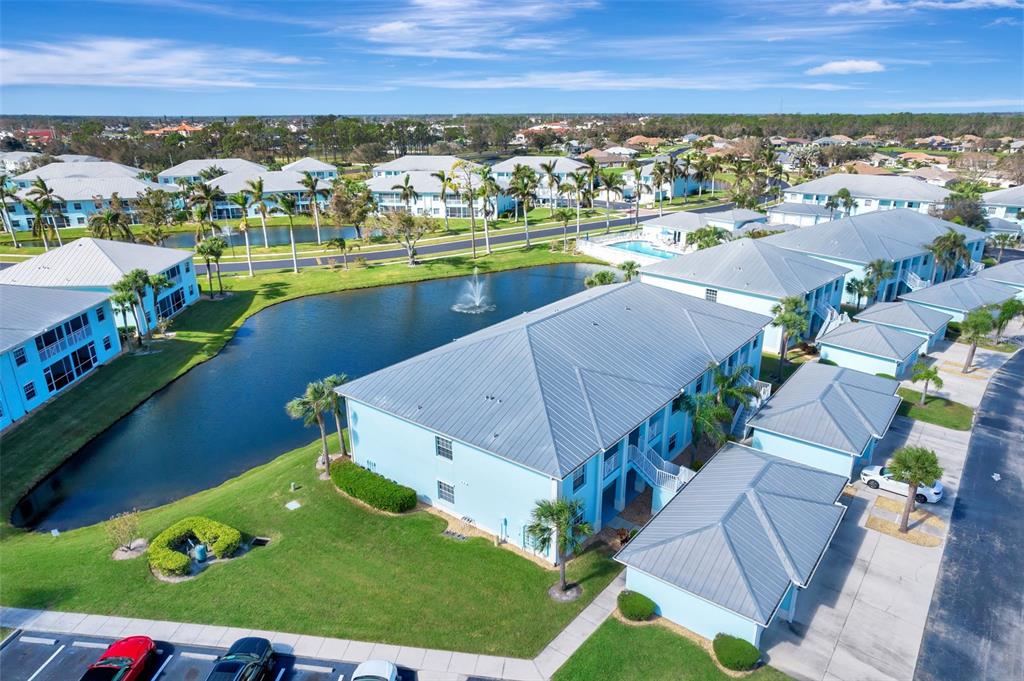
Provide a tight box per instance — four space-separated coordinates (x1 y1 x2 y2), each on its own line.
713 633 761 671
617 590 656 621
148 516 242 576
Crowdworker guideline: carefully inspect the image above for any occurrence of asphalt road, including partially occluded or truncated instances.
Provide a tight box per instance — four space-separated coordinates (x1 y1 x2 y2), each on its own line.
915 350 1024 681
0 629 502 681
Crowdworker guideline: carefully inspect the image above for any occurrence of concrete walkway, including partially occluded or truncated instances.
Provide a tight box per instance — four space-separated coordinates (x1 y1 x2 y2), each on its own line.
0 573 625 681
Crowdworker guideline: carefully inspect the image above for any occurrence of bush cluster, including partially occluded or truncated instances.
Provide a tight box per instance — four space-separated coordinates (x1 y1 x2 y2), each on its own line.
617 590 656 621
148 516 242 576
713 633 761 671
331 460 417 513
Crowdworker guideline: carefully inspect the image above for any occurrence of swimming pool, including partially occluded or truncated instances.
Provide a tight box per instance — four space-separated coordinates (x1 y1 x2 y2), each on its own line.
609 240 677 259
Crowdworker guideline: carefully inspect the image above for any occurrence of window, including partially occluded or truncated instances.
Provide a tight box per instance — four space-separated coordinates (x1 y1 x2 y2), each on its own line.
71 342 97 376
188 285 194 296
863 199 873 207
184 261 191 273
95 306 105 322
907 202 917 209
435 436 453 460
103 336 112 351
77 217 85 225
572 466 587 492
44 356 75 392
23 382 36 400
695 376 705 394
669 434 678 451
156 289 186 319
13 347 26 366
73 202 82 210
437 480 455 503
705 288 718 303
671 394 685 413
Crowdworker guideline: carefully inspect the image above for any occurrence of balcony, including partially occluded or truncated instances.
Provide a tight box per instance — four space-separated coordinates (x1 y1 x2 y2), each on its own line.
38 325 92 362
603 452 620 479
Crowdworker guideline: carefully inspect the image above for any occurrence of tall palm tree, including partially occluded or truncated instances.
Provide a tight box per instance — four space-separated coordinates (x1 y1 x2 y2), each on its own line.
599 170 624 232
475 165 500 255
111 288 138 347
960 308 993 373
321 373 350 456
325 236 359 270
583 156 600 208
675 155 692 205
865 258 896 302
23 198 53 250
665 155 682 204
430 169 456 233
888 446 943 532
770 296 810 379
525 498 592 593
300 171 329 245
910 361 943 405
705 154 722 196
228 191 255 276
650 161 668 216
245 177 270 249
194 239 216 295
554 207 574 252
124 268 153 339
191 203 211 244
391 175 420 214
845 277 871 311
680 392 732 449
197 236 227 296
539 160 559 217
565 170 589 241
990 233 1016 263
188 183 224 240
0 176 19 248
147 273 171 338
272 193 301 273
286 380 335 474
87 208 132 241
511 171 536 246
711 363 759 405
27 178 65 245
995 298 1024 340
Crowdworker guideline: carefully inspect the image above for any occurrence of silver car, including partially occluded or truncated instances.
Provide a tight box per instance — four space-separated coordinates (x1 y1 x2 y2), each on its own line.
861 465 943 503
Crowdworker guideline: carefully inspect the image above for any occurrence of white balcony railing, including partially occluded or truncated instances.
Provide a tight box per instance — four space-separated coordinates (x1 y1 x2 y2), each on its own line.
38 325 92 362
603 452 620 479
627 444 695 494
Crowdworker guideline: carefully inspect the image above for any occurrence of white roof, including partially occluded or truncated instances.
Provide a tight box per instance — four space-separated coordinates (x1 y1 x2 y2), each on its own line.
491 156 586 174
1 151 41 164
158 158 266 179
282 157 336 173
209 170 306 195
0 285 111 354
13 161 143 183
604 146 639 156
983 185 1024 207
372 155 471 174
14 176 163 201
367 170 509 195
56 154 104 163
785 174 951 203
0 238 190 289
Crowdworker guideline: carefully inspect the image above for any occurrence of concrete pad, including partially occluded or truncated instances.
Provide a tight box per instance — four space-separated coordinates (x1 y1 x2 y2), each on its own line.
502 658 544 681
342 640 375 663
193 625 229 647
72 614 110 634
316 637 351 660
291 635 326 657
0 608 43 630
215 627 254 647
533 647 569 679
94 616 133 638
419 649 452 672
268 631 300 653
52 611 88 632
169 622 205 644
546 627 590 657
394 646 427 669
446 651 478 674
368 643 401 661
474 654 505 677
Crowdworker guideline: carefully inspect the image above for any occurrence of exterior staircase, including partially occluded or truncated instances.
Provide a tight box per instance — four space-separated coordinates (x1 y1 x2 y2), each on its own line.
814 302 848 343
901 269 931 291
731 372 773 439
627 444 695 495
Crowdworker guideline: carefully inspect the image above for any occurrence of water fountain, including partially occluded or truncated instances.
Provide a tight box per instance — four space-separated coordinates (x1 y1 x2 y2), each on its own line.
451 267 495 314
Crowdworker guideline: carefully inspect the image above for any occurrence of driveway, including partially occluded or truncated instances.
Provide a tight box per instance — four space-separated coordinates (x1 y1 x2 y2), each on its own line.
915 351 1024 681
762 417 970 681
900 337 1017 409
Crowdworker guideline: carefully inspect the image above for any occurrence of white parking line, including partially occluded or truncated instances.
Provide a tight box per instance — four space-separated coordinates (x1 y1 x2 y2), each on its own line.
26 644 65 681
72 640 109 649
18 636 57 645
294 663 335 673
150 654 173 680
180 651 219 661
273 668 286 681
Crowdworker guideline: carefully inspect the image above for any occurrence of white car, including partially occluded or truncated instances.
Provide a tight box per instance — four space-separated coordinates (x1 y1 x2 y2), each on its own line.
352 659 399 681
860 465 944 503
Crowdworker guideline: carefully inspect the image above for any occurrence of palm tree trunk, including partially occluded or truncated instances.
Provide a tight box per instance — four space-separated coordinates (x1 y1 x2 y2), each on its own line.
558 552 567 591
482 198 492 255
215 261 224 296
259 210 269 249
575 192 581 241
313 202 322 244
333 409 347 456
289 222 298 273
524 205 531 247
920 380 929 405
777 332 787 380
469 209 477 260
605 190 611 232
244 231 254 277
963 342 977 373
204 261 214 296
442 197 450 232
898 481 915 533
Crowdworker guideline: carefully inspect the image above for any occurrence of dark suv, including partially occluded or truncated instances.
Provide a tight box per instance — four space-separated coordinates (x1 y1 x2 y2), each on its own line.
204 637 275 681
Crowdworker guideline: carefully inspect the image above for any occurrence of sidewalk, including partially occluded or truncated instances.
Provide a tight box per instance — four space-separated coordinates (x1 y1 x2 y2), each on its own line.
0 573 625 681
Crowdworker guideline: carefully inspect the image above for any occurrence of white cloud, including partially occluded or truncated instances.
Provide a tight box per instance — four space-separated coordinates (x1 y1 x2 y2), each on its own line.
827 0 1023 16
806 59 886 75
869 97 1024 108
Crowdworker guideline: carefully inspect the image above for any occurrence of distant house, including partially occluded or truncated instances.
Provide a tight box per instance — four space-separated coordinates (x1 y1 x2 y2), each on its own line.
616 443 847 648
985 217 1023 237
0 238 201 330
776 174 950 219
603 146 640 158
639 238 849 353
624 159 706 204
281 157 338 181
6 175 165 230
748 363 901 479
578 149 630 167
626 135 667 149
816 321 922 379
142 121 204 138
0 285 123 431
367 155 512 218
842 161 894 176
977 259 1024 298
641 208 766 244
899 151 947 165
905 166 959 187
898 276 1019 323
982 185 1024 225
157 158 267 187
854 301 952 355
491 156 586 209
0 150 41 173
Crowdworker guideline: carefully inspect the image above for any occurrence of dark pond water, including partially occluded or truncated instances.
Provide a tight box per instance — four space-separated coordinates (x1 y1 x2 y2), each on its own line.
16 263 605 530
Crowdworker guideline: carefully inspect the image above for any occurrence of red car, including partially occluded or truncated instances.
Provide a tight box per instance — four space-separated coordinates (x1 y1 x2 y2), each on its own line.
78 635 155 681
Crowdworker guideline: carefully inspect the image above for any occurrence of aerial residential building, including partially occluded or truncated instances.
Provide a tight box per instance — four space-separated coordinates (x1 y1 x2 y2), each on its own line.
639 238 849 352
748 363 901 480
905 166 959 187
898 276 1018 322
772 174 951 223
763 209 987 305
640 208 766 244
6 176 165 230
982 185 1023 225
767 202 835 227
281 157 338 180
337 282 769 562
816 321 922 378
854 301 952 355
366 155 513 218
11 160 143 189
977 259 1024 298
0 238 200 330
0 150 41 173
985 217 1023 237
157 158 267 187
491 156 587 209
603 146 640 158
371 155 467 178
624 159 706 205
208 170 317 220
616 443 847 649
0 285 122 431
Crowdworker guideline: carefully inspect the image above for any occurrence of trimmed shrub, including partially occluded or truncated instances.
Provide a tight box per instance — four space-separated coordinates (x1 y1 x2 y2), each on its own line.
713 633 761 671
148 516 242 576
331 460 417 513
617 590 656 621
817 358 838 366
876 373 897 380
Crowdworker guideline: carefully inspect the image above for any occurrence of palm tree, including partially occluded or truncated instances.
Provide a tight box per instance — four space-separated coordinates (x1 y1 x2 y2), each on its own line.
844 278 867 311
960 308 994 373
990 233 1016 263
147 273 171 338
583 156 600 208
865 259 896 302
87 207 132 241
665 155 682 204
228 192 255 276
834 188 855 216
196 236 227 296
272 193 301 273
680 392 732 449
391 174 420 214
325 236 359 269
930 229 971 281
650 162 667 216
430 169 456 233
685 226 730 251
511 171 536 246
525 498 592 593
188 183 224 240
539 160 560 217
910 361 943 405
321 373 350 456
475 165 500 255
584 270 616 288
618 260 640 281
824 194 841 219
599 170 623 232
995 298 1024 340
705 154 722 196
675 155 692 205
553 207 574 252
0 177 19 248
770 296 810 379
453 160 479 260
23 198 52 250
711 363 758 405
194 240 216 295
245 177 271 249
27 178 65 245
111 289 138 348
123 268 152 339
565 170 589 241
286 380 335 474
888 446 943 532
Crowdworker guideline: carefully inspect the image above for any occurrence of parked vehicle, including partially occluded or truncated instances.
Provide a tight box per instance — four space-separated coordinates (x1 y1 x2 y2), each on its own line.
78 635 155 681
204 637 275 681
352 659 400 681
861 465 944 503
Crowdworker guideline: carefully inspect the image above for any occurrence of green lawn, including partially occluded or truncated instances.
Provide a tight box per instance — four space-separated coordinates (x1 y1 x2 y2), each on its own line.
759 352 807 388
0 437 621 657
0 246 600 523
552 619 791 681
897 388 974 431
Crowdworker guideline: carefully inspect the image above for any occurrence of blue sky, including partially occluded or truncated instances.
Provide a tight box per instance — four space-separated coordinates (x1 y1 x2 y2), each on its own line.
1 0 1022 116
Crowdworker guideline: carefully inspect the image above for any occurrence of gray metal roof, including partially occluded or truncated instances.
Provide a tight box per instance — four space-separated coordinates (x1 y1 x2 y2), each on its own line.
158 158 266 179
854 301 952 334
768 202 835 217
14 176 163 201
13 161 142 183
784 174 951 202
899 276 1018 313
642 238 849 299
367 170 509 195
0 238 190 289
978 259 1024 286
209 170 305 194
817 321 922 361
615 443 847 625
339 282 769 478
983 184 1024 207
282 157 336 173
748 362 901 455
764 209 985 265
645 208 763 233
372 155 473 174
985 217 1023 235
491 156 586 174
0 284 111 353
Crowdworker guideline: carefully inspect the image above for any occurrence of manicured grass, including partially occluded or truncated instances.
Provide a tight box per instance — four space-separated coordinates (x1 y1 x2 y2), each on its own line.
897 388 974 431
759 352 809 388
0 438 621 656
551 619 791 681
0 246 600 523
